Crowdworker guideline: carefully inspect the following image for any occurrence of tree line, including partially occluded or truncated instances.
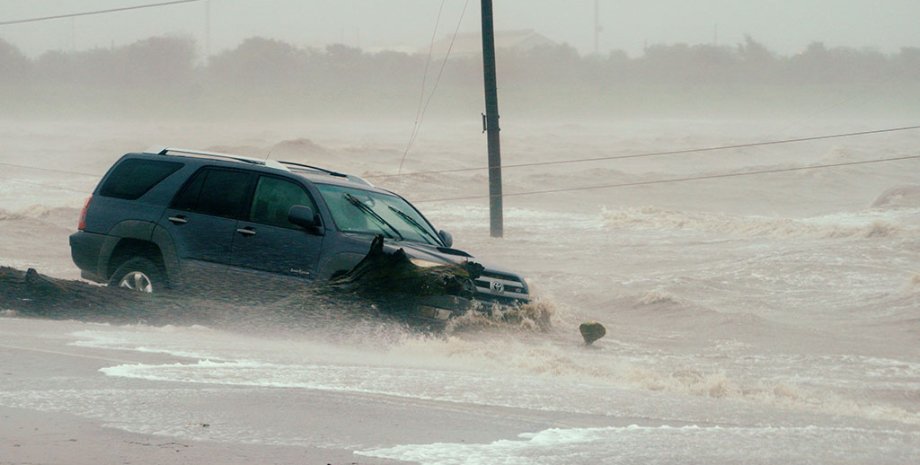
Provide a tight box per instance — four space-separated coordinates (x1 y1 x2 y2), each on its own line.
2 35 918 118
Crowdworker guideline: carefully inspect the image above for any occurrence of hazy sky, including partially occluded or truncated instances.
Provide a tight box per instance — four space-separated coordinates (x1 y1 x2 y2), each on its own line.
2 0 919 58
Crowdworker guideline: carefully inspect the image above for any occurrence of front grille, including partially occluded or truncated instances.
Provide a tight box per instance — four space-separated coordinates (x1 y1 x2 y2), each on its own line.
473 271 529 304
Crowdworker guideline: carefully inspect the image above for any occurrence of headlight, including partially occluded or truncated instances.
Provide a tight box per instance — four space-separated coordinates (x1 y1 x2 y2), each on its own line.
418 306 453 320
410 258 444 268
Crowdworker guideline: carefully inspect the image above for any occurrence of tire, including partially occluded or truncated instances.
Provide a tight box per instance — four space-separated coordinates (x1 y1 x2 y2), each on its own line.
109 257 166 293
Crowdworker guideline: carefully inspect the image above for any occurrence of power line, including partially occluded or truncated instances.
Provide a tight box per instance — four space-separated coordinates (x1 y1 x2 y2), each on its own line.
397 0 471 174
398 0 447 175
0 0 202 26
371 124 920 179
412 153 920 203
4 153 917 203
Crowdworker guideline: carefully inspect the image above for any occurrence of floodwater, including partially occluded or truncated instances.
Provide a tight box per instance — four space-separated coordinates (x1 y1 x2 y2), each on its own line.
1 118 919 464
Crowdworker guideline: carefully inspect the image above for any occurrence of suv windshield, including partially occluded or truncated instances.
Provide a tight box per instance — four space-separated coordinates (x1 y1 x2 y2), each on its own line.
316 183 442 245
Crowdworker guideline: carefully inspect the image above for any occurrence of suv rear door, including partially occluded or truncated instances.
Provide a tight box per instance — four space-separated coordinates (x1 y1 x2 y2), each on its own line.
229 175 325 282
160 167 255 291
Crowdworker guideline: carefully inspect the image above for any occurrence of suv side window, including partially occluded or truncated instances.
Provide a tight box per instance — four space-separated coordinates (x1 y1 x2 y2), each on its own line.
249 176 318 229
99 159 182 200
171 167 254 219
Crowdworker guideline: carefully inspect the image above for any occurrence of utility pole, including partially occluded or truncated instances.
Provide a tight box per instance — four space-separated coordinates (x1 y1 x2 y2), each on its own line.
480 0 503 238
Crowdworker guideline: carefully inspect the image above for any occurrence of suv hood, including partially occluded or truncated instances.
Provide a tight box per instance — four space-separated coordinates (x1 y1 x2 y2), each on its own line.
384 240 472 266
385 240 529 295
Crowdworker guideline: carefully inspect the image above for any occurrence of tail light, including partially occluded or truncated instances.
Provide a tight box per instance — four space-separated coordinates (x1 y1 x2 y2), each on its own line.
77 195 92 231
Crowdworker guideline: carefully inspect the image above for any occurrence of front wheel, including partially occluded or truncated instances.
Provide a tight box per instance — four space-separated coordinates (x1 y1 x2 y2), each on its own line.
109 257 165 293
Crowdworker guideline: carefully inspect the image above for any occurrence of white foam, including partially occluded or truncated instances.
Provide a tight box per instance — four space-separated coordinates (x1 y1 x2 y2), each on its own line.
100 359 612 414
70 328 222 360
97 349 920 428
359 424 920 465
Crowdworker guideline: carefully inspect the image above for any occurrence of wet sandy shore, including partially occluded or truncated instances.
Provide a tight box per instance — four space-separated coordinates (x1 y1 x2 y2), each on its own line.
0 317 632 465
0 318 401 465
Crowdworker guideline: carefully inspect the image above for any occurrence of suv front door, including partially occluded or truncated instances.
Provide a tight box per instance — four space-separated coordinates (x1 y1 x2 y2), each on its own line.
229 175 324 286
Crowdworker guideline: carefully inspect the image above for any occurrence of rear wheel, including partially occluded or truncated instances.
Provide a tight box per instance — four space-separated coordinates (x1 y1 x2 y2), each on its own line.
109 257 165 293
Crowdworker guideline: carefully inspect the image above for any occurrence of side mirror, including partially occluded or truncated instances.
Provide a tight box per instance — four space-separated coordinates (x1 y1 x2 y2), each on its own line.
438 230 453 248
288 205 319 229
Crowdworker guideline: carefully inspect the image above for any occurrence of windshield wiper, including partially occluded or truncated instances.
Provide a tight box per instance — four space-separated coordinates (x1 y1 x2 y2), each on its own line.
388 205 441 246
344 193 404 240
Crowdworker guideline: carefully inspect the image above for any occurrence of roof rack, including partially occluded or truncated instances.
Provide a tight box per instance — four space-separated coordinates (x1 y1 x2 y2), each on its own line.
148 146 290 171
279 160 347 177
279 160 374 187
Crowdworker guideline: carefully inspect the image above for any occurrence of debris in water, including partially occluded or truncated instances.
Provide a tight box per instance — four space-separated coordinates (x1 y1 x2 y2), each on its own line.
0 236 483 327
579 321 606 345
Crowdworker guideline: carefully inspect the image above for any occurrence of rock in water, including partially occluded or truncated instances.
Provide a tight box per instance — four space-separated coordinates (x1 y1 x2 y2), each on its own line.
579 321 606 345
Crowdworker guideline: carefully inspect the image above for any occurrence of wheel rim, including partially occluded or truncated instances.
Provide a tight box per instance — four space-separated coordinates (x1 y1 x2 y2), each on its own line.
118 271 153 293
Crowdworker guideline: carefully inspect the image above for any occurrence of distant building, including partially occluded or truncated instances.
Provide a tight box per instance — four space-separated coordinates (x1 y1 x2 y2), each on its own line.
425 29 559 57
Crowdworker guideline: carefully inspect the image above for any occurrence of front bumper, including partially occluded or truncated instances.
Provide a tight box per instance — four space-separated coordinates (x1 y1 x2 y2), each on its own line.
415 268 530 321
414 294 474 320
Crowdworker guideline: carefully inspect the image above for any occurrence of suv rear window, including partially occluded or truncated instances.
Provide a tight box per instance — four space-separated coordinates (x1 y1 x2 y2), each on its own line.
99 159 183 200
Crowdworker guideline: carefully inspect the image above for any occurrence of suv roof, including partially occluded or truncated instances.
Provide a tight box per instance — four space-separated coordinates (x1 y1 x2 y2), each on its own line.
145 146 374 187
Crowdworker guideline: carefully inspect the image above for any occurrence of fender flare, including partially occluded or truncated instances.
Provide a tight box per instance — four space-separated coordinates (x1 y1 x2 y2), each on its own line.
97 220 155 278
98 221 180 287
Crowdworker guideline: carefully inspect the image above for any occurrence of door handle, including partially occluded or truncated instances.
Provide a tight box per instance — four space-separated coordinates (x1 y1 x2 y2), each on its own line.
168 216 188 224
236 227 256 237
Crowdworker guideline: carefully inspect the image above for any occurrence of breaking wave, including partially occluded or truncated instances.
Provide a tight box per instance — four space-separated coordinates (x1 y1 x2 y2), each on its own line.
635 288 682 306
0 205 78 222
602 206 904 239
271 137 330 156
571 359 920 426
872 185 920 209
205 138 332 159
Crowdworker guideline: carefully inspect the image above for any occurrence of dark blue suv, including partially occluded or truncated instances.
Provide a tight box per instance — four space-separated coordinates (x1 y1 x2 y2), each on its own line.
69 148 529 319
